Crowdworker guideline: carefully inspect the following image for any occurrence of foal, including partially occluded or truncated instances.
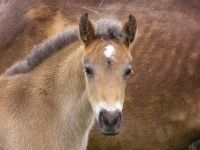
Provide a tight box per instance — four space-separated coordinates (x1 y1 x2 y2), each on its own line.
0 13 137 150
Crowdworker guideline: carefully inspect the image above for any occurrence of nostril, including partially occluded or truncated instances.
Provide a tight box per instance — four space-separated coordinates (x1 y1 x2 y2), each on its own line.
100 112 104 122
99 111 104 127
99 111 109 125
113 116 120 125
104 117 109 125
112 112 121 125
118 111 122 122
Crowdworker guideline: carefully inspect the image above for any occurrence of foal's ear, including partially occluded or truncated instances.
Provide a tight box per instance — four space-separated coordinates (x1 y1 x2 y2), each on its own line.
79 13 95 45
123 15 137 47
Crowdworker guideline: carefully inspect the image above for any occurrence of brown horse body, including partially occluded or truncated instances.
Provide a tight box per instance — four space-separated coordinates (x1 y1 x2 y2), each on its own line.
0 0 200 150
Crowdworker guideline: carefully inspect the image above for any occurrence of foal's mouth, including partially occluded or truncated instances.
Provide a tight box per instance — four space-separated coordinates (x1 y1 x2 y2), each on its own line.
101 129 120 136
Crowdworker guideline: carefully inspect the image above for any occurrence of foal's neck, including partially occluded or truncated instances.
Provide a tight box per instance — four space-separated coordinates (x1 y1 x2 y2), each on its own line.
31 41 94 134
56 43 94 127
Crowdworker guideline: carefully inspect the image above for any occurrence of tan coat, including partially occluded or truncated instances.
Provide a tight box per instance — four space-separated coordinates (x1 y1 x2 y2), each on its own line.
0 42 95 150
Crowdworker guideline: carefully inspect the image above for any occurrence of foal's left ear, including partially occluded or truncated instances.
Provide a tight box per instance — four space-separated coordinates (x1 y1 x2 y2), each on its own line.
79 13 95 46
123 15 137 47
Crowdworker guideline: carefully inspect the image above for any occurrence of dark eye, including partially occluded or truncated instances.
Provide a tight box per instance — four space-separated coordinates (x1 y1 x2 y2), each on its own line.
84 65 94 77
124 68 133 78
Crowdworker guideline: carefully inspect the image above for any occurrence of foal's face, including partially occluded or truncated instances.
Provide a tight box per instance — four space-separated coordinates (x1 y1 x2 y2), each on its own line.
79 13 137 135
83 40 133 135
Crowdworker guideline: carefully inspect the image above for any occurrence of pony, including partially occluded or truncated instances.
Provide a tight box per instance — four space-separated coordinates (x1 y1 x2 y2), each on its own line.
0 0 200 149
0 13 137 150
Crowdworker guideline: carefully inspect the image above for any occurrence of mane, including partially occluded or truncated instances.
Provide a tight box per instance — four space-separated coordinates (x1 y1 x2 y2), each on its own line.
4 18 124 76
5 27 79 76
95 18 126 42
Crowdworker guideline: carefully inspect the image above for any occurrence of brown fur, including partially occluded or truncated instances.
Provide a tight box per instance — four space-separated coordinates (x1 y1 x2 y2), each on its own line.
0 0 200 150
0 41 95 150
0 13 135 150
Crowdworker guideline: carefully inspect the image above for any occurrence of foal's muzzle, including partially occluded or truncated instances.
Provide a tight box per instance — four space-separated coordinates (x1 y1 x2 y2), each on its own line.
98 109 122 135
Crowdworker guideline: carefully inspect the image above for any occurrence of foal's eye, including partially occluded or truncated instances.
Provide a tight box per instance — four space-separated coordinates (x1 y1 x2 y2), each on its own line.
84 66 94 77
124 68 133 78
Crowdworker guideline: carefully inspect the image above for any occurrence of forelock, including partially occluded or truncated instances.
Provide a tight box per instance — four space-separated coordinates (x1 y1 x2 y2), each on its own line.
95 18 126 42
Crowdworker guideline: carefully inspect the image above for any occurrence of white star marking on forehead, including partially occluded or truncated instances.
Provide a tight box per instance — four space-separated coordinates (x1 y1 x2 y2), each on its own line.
104 45 116 60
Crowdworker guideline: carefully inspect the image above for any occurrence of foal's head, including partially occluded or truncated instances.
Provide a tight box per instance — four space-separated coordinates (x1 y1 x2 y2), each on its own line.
79 13 137 135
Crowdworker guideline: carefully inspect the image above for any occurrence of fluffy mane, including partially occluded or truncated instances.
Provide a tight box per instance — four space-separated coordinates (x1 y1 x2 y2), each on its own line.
4 18 125 76
95 18 126 42
5 27 79 76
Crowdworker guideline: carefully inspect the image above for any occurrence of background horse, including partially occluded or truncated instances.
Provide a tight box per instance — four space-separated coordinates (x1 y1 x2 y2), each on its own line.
0 13 136 150
0 0 200 149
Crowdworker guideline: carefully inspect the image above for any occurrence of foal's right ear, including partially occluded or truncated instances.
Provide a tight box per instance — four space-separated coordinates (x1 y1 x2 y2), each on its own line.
79 13 95 46
123 15 137 47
